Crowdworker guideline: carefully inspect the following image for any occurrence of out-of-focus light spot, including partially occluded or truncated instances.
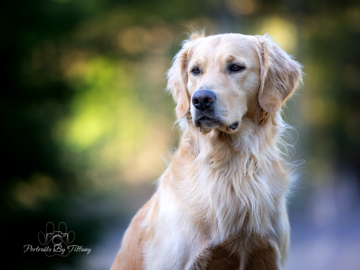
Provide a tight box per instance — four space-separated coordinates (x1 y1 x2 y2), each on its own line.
12 174 56 209
60 50 87 81
119 27 148 54
119 26 173 55
145 28 173 54
346 6 360 31
57 108 113 152
226 0 257 16
257 16 298 54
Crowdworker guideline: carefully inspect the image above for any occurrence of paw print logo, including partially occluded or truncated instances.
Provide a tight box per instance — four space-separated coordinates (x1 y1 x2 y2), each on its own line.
38 222 75 257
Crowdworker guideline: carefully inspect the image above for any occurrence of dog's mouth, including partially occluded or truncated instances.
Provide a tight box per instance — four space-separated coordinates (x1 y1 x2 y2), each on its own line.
193 112 240 134
195 115 220 128
194 115 240 134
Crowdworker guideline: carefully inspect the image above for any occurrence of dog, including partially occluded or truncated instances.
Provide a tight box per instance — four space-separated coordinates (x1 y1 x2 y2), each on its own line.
111 32 302 270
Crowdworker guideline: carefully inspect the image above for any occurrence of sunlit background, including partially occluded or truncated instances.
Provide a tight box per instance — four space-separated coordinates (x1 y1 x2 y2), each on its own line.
2 0 360 269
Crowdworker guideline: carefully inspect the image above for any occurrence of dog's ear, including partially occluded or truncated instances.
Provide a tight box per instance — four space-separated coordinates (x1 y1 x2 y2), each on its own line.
255 35 302 113
167 43 191 119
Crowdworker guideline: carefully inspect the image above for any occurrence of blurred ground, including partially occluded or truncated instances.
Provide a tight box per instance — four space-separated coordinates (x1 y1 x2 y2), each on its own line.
286 214 360 270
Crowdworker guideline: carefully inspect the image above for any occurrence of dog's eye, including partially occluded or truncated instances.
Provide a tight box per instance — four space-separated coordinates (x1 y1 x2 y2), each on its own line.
229 64 245 72
191 67 200 75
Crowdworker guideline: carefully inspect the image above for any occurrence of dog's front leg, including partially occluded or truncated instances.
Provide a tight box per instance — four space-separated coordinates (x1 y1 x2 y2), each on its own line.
244 242 282 270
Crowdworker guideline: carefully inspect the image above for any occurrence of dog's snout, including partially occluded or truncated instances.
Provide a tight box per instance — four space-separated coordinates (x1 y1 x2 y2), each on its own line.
192 90 217 111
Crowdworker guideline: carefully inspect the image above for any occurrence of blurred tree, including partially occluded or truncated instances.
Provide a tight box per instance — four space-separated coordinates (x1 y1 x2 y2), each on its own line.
0 1 117 269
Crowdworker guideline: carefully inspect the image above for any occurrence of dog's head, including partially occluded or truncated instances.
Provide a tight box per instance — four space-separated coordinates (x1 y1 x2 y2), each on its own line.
167 33 302 133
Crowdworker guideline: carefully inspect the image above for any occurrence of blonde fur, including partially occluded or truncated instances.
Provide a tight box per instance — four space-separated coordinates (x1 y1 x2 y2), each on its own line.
111 32 302 270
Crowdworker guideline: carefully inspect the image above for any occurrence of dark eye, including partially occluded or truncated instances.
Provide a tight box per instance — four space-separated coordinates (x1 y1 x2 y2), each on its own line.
191 67 200 75
229 64 245 72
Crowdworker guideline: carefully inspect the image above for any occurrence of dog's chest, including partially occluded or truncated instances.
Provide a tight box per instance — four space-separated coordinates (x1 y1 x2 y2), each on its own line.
187 163 277 241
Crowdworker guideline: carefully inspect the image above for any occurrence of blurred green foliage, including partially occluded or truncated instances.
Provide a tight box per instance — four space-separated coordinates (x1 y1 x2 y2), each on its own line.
1 0 359 269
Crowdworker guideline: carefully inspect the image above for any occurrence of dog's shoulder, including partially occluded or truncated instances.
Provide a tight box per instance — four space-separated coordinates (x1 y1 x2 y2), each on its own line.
111 195 157 270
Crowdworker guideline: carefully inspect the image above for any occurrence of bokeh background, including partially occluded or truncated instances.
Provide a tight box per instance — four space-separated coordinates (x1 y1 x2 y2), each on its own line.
2 0 360 269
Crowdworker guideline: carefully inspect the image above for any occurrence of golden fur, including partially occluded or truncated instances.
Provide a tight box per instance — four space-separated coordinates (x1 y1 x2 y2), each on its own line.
111 33 302 270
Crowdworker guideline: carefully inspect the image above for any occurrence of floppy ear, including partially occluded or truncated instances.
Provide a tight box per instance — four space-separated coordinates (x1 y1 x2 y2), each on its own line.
255 35 302 113
167 43 191 119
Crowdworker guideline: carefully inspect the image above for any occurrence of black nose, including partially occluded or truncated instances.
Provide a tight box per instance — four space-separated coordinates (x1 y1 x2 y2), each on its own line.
192 90 217 111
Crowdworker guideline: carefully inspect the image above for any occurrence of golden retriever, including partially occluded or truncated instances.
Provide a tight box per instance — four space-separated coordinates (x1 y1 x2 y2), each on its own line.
111 32 302 270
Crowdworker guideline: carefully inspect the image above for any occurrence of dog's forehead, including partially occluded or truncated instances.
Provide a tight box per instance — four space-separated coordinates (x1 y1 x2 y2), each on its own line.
191 34 257 61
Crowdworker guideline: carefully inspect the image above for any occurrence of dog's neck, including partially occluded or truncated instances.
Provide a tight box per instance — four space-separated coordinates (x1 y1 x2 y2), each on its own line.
169 113 290 241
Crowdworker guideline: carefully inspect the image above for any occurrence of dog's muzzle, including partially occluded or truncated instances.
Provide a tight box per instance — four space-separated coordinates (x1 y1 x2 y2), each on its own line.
192 90 219 128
